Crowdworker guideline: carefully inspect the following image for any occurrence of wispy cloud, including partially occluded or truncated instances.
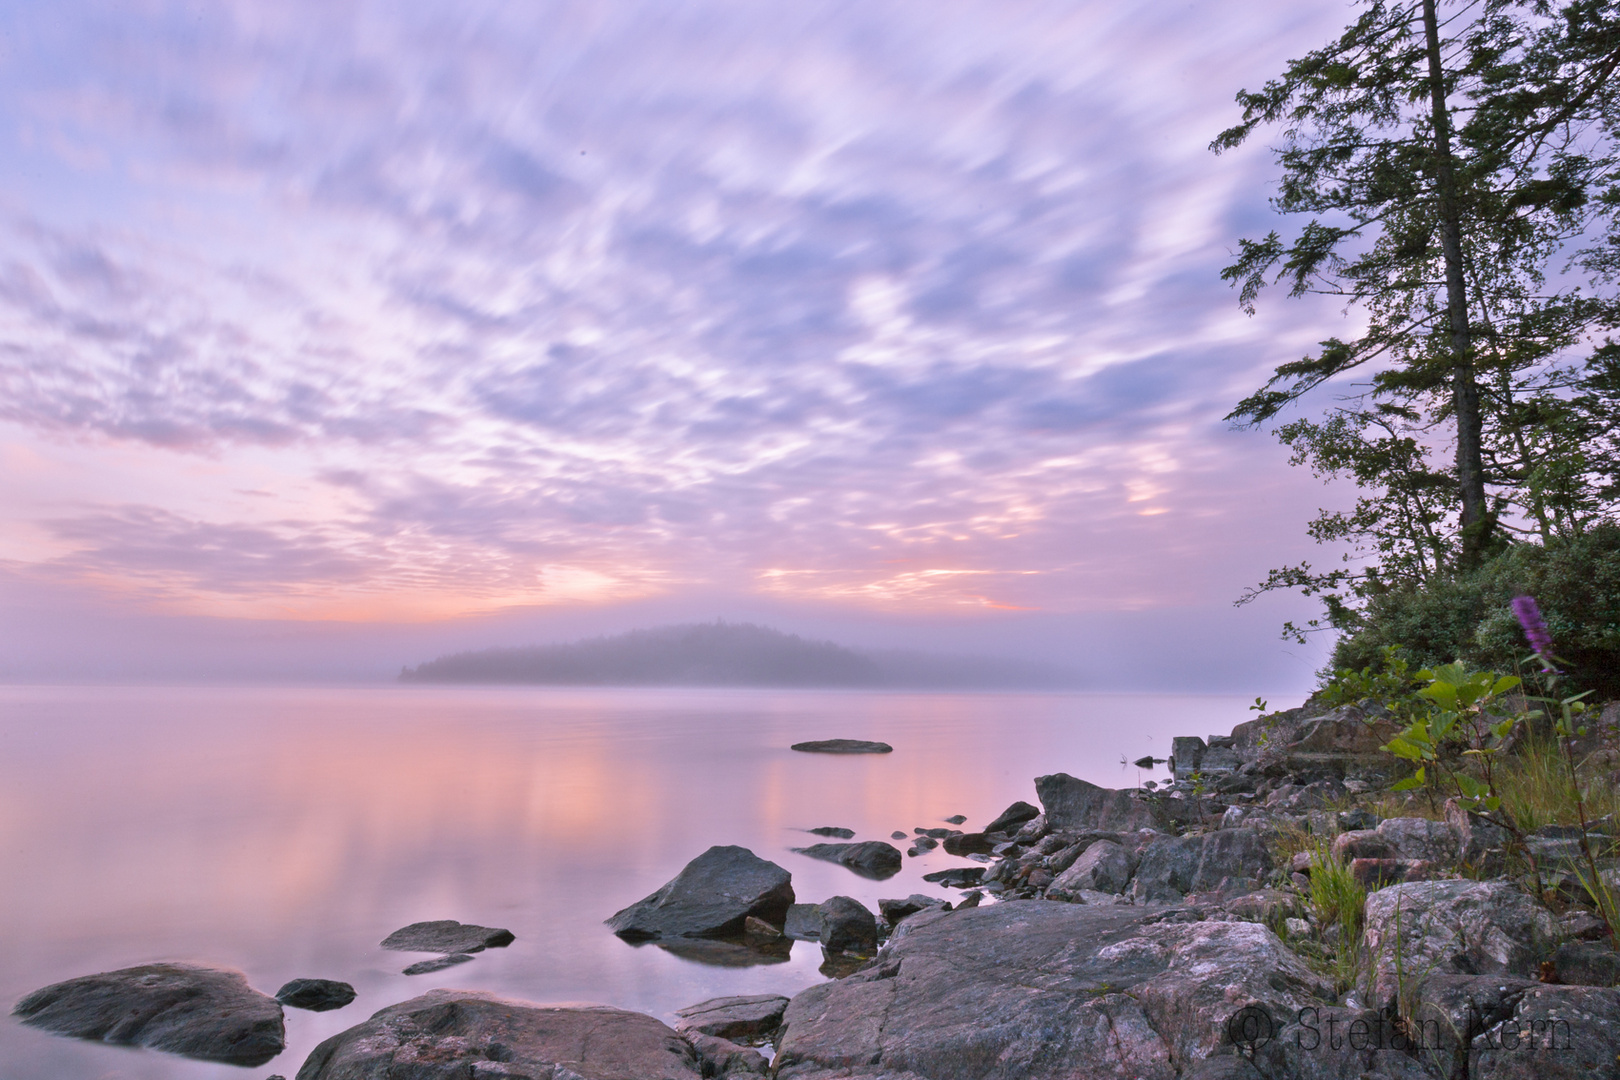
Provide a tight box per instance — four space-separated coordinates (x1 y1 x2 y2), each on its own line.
0 0 1360 639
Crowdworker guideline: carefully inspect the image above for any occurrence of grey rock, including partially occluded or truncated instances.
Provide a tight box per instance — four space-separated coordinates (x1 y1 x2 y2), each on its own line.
1332 828 1397 862
878 895 949 925
1375 816 1459 863
402 954 474 975
1339 807 1379 831
1462 982 1620 1079
808 826 855 838
1169 735 1206 782
983 800 1040 834
944 814 967 824
792 841 901 880
1130 828 1272 904
655 937 791 967
1185 1057 1264 1080
607 845 795 940
1047 839 1131 899
1445 798 1510 873
891 830 908 840
1552 940 1620 986
274 979 355 1012
1362 880 1558 1010
295 989 702 1080
911 835 939 851
773 900 1422 1080
784 903 822 941
1036 773 1166 831
674 994 790 1043
685 1031 770 1076
817 896 879 955
790 739 892 754
921 867 984 888
12 962 285 1067
940 832 993 856
380 920 515 953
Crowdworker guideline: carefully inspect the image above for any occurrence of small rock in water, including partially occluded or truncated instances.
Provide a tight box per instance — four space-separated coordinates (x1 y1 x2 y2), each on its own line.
912 835 939 851
792 841 903 880
878 894 950 924
402 954 474 975
891 830 909 839
11 962 285 1066
922 867 985 888
790 739 893 754
808 826 855 838
944 814 967 824
817 896 879 955
984 800 1040 834
606 845 795 940
274 978 356 1012
380 919 514 954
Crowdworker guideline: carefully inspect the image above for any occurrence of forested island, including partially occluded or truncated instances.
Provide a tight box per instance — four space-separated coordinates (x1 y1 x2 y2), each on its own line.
398 620 1077 689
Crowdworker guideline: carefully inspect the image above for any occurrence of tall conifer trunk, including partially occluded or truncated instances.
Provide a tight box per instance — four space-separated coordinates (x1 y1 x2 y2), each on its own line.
1422 0 1490 566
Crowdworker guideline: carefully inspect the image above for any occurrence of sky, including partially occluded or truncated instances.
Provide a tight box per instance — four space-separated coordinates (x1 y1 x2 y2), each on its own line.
0 1 1376 690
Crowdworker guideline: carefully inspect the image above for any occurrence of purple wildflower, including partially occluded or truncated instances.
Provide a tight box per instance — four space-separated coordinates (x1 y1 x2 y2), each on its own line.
1512 595 1556 664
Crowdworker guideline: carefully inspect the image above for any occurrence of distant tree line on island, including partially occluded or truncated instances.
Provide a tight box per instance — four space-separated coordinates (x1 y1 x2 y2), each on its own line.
398 621 1079 690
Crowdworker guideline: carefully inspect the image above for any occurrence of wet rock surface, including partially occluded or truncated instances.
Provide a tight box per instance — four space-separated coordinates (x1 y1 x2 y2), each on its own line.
274 978 356 1012
12 962 285 1067
789 739 893 754
296 989 703 1080
607 845 795 940
380 919 515 953
402 954 474 975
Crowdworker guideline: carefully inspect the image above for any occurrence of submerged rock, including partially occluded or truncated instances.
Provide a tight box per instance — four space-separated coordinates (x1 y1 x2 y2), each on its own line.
380 920 515 954
808 826 856 838
790 739 893 754
296 989 702 1080
401 954 474 975
274 979 356 1012
792 841 902 880
12 962 285 1067
607 845 795 940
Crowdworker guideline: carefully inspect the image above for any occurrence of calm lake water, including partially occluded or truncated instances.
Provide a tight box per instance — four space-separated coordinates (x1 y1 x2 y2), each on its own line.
0 685 1266 1078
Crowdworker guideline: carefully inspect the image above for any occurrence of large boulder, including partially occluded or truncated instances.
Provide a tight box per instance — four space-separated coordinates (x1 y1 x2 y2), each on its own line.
1035 773 1166 831
1129 829 1272 904
12 962 285 1067
792 841 902 880
606 845 794 940
296 989 702 1079
1406 975 1620 1080
1361 880 1558 1010
1229 705 1400 784
773 901 1424 1080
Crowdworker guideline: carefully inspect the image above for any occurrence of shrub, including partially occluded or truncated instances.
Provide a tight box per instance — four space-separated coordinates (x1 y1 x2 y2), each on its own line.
1329 522 1620 697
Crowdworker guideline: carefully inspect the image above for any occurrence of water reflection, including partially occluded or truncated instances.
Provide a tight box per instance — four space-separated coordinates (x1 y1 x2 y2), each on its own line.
0 684 1254 1079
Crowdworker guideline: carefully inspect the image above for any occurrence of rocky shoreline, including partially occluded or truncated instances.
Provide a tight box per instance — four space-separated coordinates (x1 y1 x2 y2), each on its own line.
14 700 1620 1078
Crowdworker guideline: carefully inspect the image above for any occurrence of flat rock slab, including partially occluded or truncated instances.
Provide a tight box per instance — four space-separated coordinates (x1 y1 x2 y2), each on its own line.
808 826 855 838
275 979 356 1012
792 841 902 880
12 962 285 1067
380 919 515 953
674 994 791 1042
607 845 795 940
402 954 474 975
296 989 703 1080
774 901 1427 1080
790 739 893 754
